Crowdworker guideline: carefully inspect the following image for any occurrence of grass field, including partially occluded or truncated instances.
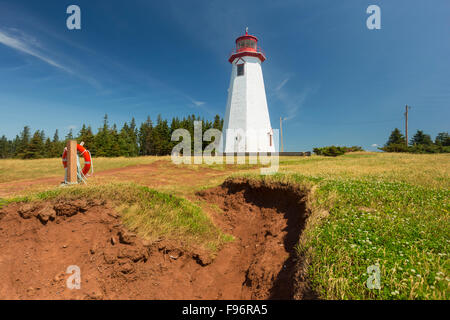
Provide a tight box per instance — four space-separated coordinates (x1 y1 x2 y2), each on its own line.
0 156 164 183
0 152 448 299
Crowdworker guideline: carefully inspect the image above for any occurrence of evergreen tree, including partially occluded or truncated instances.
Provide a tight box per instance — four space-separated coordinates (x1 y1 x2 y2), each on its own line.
109 124 121 157
410 130 433 146
49 129 63 158
128 118 139 156
380 128 407 152
435 132 450 146
53 129 60 142
16 126 31 158
95 114 112 157
152 115 171 155
11 135 20 158
44 138 52 158
212 114 223 130
23 130 45 159
78 124 96 155
66 129 74 141
138 116 153 155
387 128 405 145
0 135 10 159
118 122 130 156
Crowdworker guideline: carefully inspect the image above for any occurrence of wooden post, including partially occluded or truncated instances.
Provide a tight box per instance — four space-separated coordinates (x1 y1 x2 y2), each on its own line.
66 140 77 184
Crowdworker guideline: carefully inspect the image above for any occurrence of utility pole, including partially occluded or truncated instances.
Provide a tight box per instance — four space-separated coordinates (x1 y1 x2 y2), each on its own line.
280 117 284 152
404 105 410 147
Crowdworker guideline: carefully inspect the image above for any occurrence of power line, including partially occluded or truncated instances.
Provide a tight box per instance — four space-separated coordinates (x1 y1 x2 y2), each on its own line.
295 118 403 126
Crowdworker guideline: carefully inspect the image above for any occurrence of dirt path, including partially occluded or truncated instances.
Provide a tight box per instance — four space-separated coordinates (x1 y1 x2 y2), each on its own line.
0 179 312 300
0 161 232 198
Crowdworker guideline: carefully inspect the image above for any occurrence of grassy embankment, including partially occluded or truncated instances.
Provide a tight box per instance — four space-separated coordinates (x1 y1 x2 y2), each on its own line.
0 182 232 253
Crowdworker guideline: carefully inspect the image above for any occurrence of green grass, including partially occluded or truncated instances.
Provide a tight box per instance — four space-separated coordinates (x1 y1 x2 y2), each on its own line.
278 152 450 189
0 198 6 210
8 183 232 253
237 173 449 300
304 177 448 300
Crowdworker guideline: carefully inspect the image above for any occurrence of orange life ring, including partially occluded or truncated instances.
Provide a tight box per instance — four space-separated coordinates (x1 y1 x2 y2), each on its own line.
62 144 91 176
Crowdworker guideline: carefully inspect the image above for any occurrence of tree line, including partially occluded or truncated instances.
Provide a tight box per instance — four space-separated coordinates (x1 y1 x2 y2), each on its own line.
313 146 363 157
381 128 450 153
0 114 223 159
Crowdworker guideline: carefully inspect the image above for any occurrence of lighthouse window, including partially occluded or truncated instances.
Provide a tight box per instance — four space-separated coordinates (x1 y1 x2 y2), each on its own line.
237 64 244 76
237 39 257 50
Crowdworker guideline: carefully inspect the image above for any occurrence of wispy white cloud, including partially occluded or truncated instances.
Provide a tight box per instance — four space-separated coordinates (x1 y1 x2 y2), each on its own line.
371 143 379 147
275 77 290 92
191 99 205 107
0 29 68 71
273 75 318 121
185 95 213 115
0 28 101 89
0 23 203 108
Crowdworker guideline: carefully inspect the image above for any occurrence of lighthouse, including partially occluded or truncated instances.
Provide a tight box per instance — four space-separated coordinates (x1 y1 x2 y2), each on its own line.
220 28 275 154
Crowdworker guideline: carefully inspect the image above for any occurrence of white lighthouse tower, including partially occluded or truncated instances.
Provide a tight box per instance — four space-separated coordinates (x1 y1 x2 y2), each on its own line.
220 28 275 154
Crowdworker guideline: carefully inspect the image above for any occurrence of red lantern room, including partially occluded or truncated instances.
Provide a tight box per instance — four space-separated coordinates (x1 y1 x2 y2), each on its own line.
229 28 266 63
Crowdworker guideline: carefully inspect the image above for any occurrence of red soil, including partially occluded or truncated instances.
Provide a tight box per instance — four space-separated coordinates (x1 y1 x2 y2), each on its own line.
0 179 313 300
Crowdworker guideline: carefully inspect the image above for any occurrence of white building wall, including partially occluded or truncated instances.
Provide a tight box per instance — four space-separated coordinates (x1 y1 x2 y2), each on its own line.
220 56 275 153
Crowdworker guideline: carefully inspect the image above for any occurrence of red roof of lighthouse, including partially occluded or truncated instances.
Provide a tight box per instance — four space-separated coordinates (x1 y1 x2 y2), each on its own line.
229 28 266 64
235 29 258 43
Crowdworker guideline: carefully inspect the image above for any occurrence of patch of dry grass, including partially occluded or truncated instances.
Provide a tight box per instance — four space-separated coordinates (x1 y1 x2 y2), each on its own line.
0 156 164 183
279 152 450 189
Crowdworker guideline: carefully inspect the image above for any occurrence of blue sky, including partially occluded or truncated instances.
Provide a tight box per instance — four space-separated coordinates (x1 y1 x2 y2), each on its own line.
0 0 449 151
